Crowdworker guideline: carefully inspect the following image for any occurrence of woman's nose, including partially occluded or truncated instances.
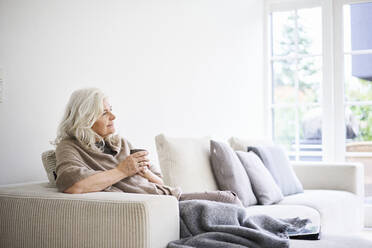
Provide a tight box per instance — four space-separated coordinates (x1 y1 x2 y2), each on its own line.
110 112 116 120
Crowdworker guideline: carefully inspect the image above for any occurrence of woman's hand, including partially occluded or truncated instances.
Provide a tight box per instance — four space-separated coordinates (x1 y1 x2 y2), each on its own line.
117 151 150 177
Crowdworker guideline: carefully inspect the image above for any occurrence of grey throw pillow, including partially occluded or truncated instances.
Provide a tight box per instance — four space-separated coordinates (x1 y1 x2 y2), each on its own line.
236 151 283 205
248 145 303 196
210 140 257 207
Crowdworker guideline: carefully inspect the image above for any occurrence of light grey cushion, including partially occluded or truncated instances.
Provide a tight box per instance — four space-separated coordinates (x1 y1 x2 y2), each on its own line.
41 150 57 186
236 151 283 205
210 140 257 207
248 145 303 196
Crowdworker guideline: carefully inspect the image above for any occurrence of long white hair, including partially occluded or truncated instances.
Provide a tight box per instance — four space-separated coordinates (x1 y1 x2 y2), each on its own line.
54 88 120 151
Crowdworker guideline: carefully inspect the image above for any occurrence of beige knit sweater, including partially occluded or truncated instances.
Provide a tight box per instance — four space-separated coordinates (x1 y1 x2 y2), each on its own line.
55 137 181 198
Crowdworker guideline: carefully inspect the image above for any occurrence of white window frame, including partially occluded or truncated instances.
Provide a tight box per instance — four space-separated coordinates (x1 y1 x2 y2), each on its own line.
263 0 372 162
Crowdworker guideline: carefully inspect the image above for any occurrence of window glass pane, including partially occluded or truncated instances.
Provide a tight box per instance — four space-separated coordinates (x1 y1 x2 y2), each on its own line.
272 59 296 103
299 106 323 161
344 54 372 102
344 2 372 52
270 6 323 162
345 105 372 143
297 56 322 103
272 11 296 57
272 107 296 152
297 7 322 55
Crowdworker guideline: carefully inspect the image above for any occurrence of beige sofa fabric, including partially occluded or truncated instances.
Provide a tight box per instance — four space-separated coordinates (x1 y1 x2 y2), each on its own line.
0 182 179 248
155 134 218 193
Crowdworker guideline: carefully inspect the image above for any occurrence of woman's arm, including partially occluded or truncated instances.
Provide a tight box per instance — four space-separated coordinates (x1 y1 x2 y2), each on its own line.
65 151 150 194
64 168 126 194
138 167 164 185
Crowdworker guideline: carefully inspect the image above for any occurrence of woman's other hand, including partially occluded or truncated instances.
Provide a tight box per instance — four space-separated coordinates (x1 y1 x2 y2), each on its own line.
117 151 150 177
137 166 151 177
138 165 164 185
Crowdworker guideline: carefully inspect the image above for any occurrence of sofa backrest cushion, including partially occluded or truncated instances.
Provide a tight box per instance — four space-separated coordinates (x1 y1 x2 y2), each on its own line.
228 137 273 151
236 151 284 204
41 150 57 186
248 145 303 196
155 134 218 193
210 140 257 206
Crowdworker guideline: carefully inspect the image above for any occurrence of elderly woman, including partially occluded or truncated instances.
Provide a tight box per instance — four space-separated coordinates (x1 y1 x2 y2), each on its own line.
55 88 241 205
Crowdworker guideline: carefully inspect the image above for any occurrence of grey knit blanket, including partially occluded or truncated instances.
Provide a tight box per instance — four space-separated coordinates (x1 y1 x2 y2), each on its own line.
167 200 310 248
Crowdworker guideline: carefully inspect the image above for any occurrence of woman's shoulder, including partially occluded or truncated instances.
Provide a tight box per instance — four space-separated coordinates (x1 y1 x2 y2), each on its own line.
56 138 83 154
57 137 79 147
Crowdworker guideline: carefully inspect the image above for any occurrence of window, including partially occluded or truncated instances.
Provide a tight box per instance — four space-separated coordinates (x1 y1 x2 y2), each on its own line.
268 4 323 161
265 0 372 216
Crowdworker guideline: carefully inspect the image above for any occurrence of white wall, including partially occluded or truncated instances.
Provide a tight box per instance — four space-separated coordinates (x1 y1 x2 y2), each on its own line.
0 0 264 185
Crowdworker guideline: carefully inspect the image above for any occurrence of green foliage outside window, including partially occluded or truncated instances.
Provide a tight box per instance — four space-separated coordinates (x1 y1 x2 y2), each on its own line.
348 78 372 142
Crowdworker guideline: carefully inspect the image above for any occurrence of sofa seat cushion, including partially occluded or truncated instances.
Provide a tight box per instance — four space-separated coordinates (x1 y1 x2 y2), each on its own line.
244 205 320 228
278 190 363 234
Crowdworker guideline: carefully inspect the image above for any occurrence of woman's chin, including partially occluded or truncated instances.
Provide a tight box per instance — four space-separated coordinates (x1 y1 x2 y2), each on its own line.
109 127 116 134
102 128 115 138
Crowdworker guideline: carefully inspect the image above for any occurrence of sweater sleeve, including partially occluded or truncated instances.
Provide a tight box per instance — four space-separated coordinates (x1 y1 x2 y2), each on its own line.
55 141 100 192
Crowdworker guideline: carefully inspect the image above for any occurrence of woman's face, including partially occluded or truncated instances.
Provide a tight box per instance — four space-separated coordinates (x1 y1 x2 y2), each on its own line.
92 99 116 138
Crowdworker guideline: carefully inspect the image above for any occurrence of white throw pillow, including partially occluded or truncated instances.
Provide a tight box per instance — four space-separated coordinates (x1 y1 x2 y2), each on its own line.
155 134 218 193
228 137 273 151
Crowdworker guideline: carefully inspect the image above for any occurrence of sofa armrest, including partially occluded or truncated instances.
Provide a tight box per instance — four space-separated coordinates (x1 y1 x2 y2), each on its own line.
0 182 179 248
292 162 364 197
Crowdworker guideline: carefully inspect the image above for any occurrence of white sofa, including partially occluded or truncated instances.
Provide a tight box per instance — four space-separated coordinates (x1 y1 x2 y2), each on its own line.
0 136 366 248
0 162 364 248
